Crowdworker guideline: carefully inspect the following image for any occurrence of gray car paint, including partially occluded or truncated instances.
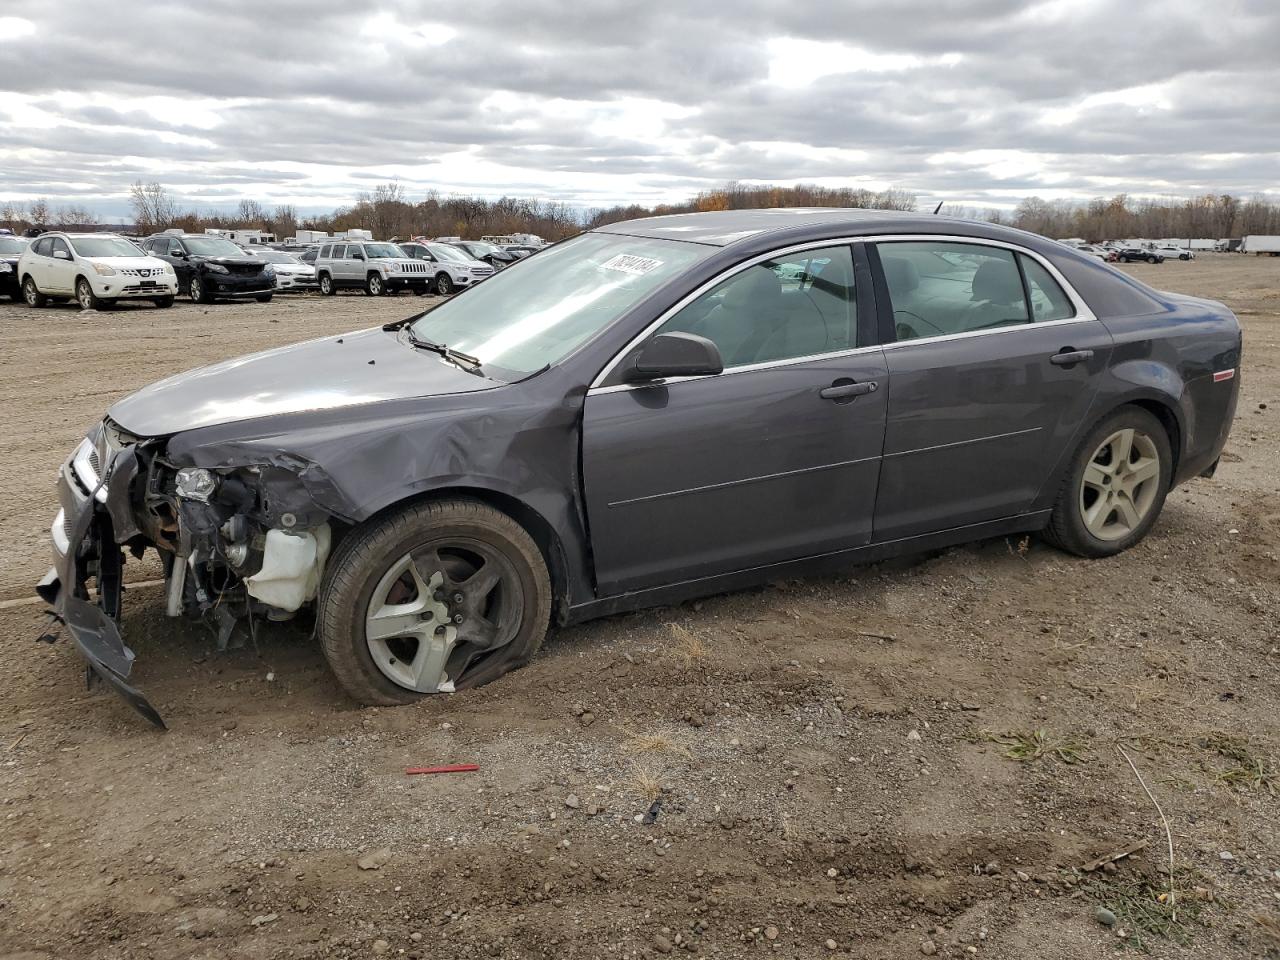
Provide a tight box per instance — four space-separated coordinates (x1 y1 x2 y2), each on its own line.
39 208 1241 725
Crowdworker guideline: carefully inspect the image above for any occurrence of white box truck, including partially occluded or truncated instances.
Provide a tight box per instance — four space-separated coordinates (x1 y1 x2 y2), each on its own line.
1241 236 1280 256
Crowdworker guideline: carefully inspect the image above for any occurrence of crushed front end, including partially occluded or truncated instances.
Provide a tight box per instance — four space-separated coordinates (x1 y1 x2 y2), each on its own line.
39 419 336 727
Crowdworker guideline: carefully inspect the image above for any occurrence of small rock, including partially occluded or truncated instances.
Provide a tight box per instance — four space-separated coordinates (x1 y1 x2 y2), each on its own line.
906 729 922 742
1219 850 1234 861
1094 906 1116 927
250 913 278 926
825 939 838 951
410 932 423 942
826 868 838 878
921 940 937 956
764 926 779 941
372 939 390 954
1015 869 1031 882
653 933 673 954
580 711 596 727
565 794 581 810
221 720 237 731
357 848 392 871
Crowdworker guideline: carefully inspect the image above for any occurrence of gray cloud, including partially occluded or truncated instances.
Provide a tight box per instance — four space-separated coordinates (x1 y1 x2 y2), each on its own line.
1 0 1277 220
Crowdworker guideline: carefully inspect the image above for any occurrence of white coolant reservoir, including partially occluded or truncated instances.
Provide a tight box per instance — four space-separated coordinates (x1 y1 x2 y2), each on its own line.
245 525 332 612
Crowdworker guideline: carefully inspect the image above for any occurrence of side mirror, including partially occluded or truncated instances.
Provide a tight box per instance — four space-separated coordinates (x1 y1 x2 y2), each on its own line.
53 249 71 260
352 252 365 261
625 332 723 383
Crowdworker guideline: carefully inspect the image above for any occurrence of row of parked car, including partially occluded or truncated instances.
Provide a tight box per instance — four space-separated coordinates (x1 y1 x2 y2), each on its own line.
1061 239 1196 264
0 229 543 309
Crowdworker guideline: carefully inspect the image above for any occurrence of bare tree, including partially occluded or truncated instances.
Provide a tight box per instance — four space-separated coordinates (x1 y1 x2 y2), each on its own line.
235 199 267 227
129 181 179 233
27 197 51 227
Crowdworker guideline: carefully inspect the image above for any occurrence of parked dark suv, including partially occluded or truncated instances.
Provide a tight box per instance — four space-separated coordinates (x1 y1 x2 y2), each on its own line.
141 233 276 303
0 234 27 299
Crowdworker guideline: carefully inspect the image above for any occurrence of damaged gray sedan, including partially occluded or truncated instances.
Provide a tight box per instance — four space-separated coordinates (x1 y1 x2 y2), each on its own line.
40 209 1241 726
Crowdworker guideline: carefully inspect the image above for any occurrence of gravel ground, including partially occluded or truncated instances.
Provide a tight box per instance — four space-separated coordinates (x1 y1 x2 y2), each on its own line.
0 257 1277 959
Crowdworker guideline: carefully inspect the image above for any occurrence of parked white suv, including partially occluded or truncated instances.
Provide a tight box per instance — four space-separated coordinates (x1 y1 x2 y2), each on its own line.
398 241 495 294
18 233 178 310
313 241 432 296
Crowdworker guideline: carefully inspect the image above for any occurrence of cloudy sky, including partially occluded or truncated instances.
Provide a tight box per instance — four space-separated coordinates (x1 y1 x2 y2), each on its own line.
1 0 1277 220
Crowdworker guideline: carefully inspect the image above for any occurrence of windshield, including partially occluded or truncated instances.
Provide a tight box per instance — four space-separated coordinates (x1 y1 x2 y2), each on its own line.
408 232 713 380
184 236 249 257
253 250 299 264
463 241 501 256
0 238 27 255
363 243 404 259
426 243 474 263
69 236 144 258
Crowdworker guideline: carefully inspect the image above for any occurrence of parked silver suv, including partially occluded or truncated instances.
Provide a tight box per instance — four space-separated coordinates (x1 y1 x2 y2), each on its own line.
313 241 432 296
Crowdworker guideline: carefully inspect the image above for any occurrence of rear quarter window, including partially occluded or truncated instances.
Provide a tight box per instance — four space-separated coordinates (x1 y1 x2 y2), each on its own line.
1048 253 1165 318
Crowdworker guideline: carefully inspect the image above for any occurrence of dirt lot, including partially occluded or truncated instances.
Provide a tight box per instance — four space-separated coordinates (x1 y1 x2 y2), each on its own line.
1 258 1278 959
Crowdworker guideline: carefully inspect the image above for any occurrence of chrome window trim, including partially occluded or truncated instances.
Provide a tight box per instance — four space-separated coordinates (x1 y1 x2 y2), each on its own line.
587 233 1098 394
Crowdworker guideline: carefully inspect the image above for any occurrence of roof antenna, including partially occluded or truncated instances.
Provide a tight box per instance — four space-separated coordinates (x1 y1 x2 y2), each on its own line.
932 201 944 215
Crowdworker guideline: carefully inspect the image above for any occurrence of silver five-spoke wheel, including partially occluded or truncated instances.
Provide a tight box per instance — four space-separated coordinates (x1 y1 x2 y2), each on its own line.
363 539 520 694
1079 427 1161 541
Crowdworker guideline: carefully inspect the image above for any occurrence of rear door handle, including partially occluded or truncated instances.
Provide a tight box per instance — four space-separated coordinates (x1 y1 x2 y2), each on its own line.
1050 349 1094 366
820 380 877 401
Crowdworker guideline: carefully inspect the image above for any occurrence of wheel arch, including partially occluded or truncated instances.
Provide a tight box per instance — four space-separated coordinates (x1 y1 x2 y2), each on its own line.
354 485 573 625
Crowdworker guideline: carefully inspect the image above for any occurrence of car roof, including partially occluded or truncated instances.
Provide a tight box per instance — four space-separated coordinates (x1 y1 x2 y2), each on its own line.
592 207 1046 249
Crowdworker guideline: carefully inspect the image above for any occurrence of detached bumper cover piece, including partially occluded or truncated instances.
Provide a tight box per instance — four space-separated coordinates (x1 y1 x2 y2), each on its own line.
42 450 165 729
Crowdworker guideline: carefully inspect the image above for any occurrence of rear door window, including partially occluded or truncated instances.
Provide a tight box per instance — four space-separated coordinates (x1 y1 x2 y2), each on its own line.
877 241 1029 342
1019 254 1076 322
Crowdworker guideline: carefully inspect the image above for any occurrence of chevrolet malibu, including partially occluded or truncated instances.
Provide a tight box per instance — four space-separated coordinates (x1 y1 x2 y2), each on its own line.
39 209 1241 726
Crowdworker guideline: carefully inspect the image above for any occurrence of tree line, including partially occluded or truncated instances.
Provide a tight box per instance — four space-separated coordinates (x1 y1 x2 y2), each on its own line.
4 181 1280 243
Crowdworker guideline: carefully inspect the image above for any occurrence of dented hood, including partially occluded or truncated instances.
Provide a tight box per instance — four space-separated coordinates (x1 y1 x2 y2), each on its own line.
108 327 495 436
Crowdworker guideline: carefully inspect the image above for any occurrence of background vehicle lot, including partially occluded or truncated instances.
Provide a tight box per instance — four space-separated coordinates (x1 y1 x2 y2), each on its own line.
0 257 1278 958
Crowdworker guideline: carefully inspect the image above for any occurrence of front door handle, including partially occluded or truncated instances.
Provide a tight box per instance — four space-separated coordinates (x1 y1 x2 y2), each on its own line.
1050 348 1094 366
820 380 878 402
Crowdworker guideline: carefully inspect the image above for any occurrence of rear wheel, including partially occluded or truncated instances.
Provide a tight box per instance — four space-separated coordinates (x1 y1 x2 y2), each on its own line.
1043 406 1172 558
318 499 552 705
22 276 46 308
435 273 453 295
76 277 105 311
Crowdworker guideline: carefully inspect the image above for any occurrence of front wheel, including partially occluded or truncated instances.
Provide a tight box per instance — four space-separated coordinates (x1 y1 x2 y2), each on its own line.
435 273 453 295
318 273 335 296
22 276 46 308
365 273 385 296
256 293 273 303
153 296 174 308
189 274 213 304
317 499 552 706
1043 406 1172 558
76 277 105 311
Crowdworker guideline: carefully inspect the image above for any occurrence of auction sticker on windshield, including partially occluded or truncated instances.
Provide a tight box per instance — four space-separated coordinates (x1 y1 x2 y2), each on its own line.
601 253 664 276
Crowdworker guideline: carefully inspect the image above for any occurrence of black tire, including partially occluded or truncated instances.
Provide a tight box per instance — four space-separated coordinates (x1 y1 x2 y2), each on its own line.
76 277 105 311
365 273 385 296
317 498 552 706
189 274 213 304
153 296 174 308
1042 405 1173 558
22 276 46 308
318 272 335 296
256 293 273 303
435 272 453 295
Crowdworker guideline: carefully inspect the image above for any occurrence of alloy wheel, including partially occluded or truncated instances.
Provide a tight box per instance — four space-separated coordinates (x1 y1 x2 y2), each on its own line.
1079 428 1161 541
77 280 94 310
189 276 203 302
364 539 521 693
23 278 41 306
